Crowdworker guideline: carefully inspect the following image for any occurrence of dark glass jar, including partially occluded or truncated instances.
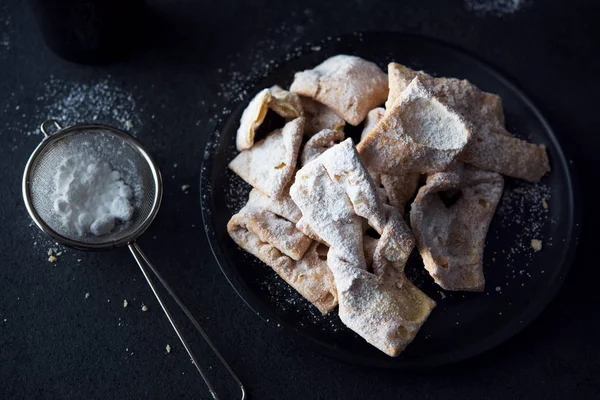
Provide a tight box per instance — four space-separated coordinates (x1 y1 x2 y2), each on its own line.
28 0 145 64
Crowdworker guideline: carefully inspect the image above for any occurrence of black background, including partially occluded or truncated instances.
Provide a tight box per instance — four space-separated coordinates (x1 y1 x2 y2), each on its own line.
1 0 599 399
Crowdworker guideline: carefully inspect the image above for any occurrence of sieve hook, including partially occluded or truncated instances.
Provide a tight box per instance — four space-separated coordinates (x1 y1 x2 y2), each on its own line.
128 242 246 400
40 119 63 137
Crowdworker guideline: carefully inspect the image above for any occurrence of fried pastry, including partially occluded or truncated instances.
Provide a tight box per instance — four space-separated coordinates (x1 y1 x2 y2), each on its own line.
358 76 472 175
385 63 549 182
227 192 338 314
410 163 504 291
380 173 420 213
301 128 345 166
360 107 420 213
236 86 304 151
268 85 304 119
245 188 302 223
229 117 304 198
461 133 549 183
290 139 435 356
299 96 346 136
225 53 553 356
360 107 385 140
236 88 270 151
290 55 388 126
236 208 312 261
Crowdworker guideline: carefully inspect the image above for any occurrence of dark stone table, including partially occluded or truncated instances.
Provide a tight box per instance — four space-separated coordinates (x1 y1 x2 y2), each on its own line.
1 0 598 398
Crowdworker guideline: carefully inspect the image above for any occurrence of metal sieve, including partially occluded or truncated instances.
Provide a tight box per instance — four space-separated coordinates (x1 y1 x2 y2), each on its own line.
23 120 245 400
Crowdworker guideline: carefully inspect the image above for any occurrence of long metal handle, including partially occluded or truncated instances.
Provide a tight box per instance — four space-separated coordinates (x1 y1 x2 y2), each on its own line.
128 243 246 400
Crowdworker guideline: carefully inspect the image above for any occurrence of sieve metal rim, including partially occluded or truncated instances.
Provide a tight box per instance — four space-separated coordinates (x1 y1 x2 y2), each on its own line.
22 123 163 251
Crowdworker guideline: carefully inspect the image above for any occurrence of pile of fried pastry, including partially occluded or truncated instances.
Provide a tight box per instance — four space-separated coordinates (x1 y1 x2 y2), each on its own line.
226 55 549 357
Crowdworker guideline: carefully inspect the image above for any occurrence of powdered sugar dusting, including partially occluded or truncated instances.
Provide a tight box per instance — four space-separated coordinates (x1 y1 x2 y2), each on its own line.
465 0 528 16
36 77 142 134
496 179 551 256
2 76 141 153
52 154 135 237
225 169 252 214
0 6 11 52
491 179 552 288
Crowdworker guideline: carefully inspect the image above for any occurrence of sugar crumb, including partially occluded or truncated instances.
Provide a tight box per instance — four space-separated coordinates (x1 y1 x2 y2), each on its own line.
166 344 171 353
123 299 128 308
495 286 501 292
85 292 90 299
48 255 57 263
181 184 191 193
141 305 148 312
531 239 542 252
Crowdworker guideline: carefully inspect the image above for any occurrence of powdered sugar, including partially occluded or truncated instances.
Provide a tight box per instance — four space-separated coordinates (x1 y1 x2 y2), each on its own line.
0 16 10 51
37 77 141 133
52 154 135 236
0 1 11 53
464 0 527 16
496 179 551 263
395 78 471 151
2 76 141 149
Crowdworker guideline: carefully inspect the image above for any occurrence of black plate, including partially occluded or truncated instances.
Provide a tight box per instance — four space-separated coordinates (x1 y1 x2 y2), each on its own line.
200 32 580 368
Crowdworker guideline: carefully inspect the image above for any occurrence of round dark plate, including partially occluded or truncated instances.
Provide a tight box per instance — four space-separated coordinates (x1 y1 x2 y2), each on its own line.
200 32 580 368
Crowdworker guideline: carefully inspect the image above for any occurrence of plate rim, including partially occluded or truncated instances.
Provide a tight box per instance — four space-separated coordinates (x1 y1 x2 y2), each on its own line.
199 31 582 369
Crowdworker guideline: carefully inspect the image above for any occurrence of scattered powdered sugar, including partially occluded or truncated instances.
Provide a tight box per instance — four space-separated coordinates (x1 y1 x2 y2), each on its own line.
401 83 470 150
213 24 353 109
496 179 551 256
225 168 252 214
2 76 141 150
0 7 10 52
491 179 551 289
464 0 528 16
36 77 142 133
52 154 135 236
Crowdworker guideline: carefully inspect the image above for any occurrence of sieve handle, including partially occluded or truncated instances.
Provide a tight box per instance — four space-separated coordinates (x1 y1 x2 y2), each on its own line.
128 242 246 400
40 119 63 137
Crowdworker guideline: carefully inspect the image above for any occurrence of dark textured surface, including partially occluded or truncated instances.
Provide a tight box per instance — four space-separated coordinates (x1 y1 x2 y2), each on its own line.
0 0 598 399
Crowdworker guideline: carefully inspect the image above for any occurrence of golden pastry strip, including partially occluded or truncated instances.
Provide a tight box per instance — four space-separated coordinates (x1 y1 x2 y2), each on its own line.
290 139 434 356
460 130 549 183
410 164 504 291
385 62 549 182
228 193 338 314
235 86 304 151
268 85 304 119
361 106 420 214
358 76 472 175
291 55 389 126
229 117 304 199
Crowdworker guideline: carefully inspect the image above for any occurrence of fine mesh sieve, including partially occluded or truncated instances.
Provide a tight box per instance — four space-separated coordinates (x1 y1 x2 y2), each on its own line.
24 122 160 248
23 120 245 400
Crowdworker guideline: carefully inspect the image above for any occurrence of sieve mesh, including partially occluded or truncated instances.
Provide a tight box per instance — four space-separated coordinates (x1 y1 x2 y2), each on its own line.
26 127 160 247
